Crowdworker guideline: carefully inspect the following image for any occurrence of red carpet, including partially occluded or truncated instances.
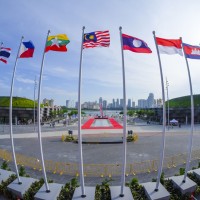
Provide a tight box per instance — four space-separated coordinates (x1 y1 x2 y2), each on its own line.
81 118 123 129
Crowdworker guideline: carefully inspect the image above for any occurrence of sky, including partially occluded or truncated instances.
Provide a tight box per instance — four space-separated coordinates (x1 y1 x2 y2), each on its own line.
1 0 200 106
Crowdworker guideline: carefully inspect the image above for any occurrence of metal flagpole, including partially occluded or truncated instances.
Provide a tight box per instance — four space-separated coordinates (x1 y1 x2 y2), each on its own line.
9 36 24 184
181 37 194 183
33 76 37 132
153 31 166 191
166 78 170 130
119 26 127 197
37 30 50 192
77 26 86 197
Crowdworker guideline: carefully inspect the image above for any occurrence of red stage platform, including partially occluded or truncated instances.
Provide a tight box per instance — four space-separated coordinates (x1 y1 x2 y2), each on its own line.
81 118 123 129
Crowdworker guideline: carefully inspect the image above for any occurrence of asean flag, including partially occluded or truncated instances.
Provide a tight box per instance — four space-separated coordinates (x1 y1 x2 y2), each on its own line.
122 34 152 53
156 37 182 56
19 41 35 58
183 43 200 59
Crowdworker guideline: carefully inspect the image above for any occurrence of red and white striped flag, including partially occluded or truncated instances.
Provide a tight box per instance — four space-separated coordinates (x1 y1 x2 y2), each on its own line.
83 30 110 48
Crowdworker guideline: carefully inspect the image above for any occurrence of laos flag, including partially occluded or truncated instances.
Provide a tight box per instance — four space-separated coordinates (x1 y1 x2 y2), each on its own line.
19 41 35 58
183 43 200 59
122 33 152 53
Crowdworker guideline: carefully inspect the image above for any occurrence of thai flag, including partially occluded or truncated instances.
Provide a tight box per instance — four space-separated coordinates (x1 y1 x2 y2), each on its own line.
122 34 152 53
19 41 34 58
0 47 11 64
183 43 200 59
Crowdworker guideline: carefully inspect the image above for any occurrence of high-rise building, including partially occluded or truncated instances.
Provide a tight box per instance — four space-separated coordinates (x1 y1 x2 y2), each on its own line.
102 100 107 109
112 98 116 108
132 101 135 108
127 99 131 108
138 99 147 108
120 99 124 108
99 97 103 106
147 93 154 108
116 98 119 108
66 100 70 108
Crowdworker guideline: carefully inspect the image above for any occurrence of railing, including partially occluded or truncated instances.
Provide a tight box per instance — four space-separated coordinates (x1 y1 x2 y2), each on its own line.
0 148 199 177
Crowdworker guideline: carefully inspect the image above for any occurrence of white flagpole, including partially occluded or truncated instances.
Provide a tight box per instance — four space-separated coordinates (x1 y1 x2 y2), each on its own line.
77 26 86 197
181 38 194 183
37 30 50 192
153 31 166 191
9 36 24 184
33 76 37 132
119 26 127 197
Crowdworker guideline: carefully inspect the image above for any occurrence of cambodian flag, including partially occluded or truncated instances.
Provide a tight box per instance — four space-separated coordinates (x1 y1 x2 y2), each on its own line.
122 34 152 53
19 41 34 58
183 43 200 59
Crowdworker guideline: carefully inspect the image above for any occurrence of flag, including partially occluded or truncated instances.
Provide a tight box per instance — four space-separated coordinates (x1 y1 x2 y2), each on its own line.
0 47 11 64
19 41 35 58
45 34 70 52
122 33 152 53
83 30 110 48
156 37 182 55
183 43 200 59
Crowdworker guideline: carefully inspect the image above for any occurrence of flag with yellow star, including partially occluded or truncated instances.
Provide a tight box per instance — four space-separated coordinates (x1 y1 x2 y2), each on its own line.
45 34 70 52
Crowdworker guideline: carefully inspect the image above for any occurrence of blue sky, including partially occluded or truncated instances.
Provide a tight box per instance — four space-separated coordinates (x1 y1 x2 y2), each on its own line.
1 0 200 106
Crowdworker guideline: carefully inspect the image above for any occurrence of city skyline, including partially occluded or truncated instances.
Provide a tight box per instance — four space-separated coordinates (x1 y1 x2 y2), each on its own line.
1 1 200 106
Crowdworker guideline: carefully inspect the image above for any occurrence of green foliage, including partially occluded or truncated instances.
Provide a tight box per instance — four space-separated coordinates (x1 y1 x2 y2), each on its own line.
57 178 79 200
1 161 10 171
167 94 200 108
23 178 44 200
127 178 147 199
95 178 112 200
19 166 29 177
0 174 17 199
179 168 185 176
0 96 37 108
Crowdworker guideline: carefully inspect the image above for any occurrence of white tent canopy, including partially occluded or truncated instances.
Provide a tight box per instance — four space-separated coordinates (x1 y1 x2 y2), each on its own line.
170 119 178 123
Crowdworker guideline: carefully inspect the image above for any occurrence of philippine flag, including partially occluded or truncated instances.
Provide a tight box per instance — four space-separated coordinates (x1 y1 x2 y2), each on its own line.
156 37 182 56
0 47 11 64
122 34 152 53
183 43 200 59
19 41 35 58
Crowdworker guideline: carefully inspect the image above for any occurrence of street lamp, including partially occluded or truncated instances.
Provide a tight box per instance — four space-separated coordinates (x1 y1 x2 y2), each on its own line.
166 78 169 130
33 76 37 131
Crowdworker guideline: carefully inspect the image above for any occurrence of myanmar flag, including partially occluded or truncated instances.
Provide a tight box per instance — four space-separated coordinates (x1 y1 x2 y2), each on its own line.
45 34 70 52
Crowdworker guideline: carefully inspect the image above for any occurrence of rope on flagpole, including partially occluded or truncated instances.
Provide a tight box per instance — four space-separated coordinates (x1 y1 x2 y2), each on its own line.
9 36 24 184
77 26 86 197
119 26 127 197
181 37 194 183
37 30 51 192
152 31 166 191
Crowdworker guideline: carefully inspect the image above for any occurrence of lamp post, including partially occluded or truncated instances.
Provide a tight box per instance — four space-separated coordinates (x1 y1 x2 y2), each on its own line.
33 76 37 132
166 78 169 130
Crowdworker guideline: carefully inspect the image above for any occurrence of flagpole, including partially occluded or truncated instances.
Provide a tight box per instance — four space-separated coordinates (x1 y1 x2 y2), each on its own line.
153 31 166 191
77 26 86 197
119 26 127 197
9 36 24 184
33 76 37 132
181 38 194 183
37 30 50 192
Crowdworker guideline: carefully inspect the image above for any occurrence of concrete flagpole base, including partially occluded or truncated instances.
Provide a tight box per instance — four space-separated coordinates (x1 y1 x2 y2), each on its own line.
0 169 15 182
110 186 133 200
7 177 37 199
142 182 170 200
34 182 63 200
169 175 197 195
72 186 95 200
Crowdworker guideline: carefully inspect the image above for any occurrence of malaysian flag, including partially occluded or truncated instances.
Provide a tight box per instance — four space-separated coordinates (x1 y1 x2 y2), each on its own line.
83 30 110 48
0 47 11 64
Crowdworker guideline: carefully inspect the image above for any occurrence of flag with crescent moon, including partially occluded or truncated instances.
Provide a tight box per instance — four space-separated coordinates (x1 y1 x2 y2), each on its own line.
83 30 110 48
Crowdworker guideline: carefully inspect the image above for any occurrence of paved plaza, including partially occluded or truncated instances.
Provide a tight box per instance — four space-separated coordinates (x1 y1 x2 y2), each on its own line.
0 120 200 185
